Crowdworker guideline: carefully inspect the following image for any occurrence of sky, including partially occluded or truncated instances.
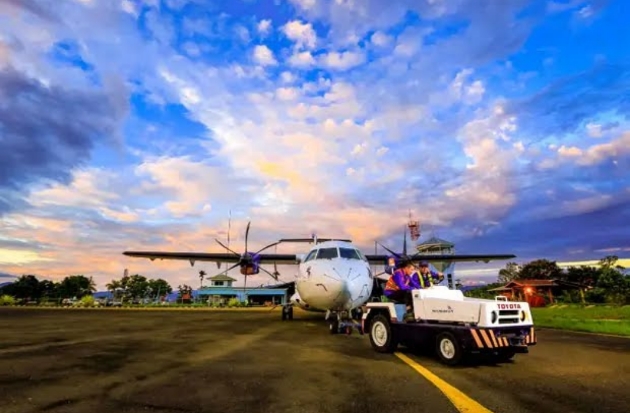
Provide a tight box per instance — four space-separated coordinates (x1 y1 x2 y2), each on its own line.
0 0 629 291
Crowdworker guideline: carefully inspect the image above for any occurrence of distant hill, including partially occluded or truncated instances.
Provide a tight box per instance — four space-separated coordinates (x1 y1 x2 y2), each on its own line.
0 272 17 280
459 285 487 292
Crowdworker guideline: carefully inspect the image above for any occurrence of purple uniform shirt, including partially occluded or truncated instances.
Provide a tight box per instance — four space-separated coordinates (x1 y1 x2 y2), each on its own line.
384 269 421 296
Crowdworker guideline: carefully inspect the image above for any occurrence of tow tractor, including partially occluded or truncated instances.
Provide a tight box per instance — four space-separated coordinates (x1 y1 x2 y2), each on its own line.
362 286 537 365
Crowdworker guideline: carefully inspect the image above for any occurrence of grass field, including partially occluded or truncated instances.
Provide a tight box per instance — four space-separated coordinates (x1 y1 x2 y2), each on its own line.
531 304 630 336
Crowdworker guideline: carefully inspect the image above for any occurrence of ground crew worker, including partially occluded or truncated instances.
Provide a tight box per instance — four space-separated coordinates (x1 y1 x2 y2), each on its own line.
417 261 444 287
383 259 420 308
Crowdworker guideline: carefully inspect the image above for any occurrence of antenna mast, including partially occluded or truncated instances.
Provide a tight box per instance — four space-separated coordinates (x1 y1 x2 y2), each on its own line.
227 209 231 250
224 209 231 276
407 210 420 241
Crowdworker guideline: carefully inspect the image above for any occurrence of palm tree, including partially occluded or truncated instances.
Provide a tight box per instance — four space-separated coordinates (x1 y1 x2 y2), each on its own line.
199 270 206 289
106 279 122 301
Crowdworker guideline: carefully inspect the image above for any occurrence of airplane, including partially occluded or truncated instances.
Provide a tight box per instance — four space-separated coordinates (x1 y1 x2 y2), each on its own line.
122 221 516 334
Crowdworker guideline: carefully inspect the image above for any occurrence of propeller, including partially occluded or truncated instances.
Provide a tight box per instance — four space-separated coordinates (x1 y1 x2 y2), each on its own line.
373 227 414 277
211 221 282 281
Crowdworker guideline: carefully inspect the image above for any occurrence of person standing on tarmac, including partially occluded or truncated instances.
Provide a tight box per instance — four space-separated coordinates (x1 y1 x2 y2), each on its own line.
417 260 444 287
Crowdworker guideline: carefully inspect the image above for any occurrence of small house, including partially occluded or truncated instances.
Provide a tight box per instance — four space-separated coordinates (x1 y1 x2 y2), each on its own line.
487 279 588 307
208 274 236 287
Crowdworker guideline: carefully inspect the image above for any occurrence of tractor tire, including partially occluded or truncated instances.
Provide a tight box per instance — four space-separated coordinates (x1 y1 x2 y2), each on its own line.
369 314 398 353
435 331 463 366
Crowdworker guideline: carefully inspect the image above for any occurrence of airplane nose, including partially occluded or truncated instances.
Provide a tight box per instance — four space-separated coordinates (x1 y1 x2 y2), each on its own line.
318 277 347 300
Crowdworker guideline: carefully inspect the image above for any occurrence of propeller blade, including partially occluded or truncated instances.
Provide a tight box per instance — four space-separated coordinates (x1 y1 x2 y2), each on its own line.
210 262 240 277
259 265 279 281
244 221 251 252
255 241 282 255
377 242 400 258
215 239 241 257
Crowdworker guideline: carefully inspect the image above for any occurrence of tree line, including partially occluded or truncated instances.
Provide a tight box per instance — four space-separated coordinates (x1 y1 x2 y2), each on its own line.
105 275 197 304
105 274 173 302
0 274 96 304
0 273 177 305
465 255 630 305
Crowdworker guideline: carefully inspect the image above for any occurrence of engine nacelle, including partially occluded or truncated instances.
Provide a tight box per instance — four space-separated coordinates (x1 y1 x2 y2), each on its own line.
240 263 260 275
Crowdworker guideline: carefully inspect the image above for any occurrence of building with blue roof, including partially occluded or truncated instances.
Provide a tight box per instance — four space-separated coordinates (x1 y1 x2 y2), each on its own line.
196 274 288 305
91 274 289 305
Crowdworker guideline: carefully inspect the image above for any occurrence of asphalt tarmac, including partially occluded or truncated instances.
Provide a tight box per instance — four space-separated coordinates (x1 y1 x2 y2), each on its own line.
0 308 628 413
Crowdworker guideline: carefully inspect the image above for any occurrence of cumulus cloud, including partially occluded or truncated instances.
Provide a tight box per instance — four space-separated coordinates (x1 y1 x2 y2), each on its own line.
0 0 627 290
257 19 272 35
0 67 128 214
252 44 277 66
282 20 317 50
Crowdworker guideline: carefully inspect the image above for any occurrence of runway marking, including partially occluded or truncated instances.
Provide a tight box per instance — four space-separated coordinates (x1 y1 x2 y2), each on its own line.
395 352 495 413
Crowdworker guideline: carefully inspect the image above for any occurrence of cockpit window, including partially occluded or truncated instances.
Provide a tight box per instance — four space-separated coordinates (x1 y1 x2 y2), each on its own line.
316 248 338 259
339 247 361 260
356 249 367 261
304 250 317 262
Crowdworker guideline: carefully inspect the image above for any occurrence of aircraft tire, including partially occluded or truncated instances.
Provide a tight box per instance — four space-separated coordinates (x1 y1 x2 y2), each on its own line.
281 306 292 321
329 319 339 334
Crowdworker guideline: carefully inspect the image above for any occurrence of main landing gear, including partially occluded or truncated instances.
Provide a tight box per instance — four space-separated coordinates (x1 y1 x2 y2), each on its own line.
281 304 293 320
328 308 364 335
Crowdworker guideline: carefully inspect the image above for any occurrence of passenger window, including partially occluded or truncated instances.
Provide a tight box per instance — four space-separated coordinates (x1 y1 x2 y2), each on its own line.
339 248 361 260
304 250 317 262
316 248 338 259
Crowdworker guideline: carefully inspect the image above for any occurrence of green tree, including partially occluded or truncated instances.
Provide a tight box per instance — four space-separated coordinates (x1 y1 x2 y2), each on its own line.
58 275 96 298
106 279 124 300
147 278 172 299
599 255 622 270
125 274 149 300
595 257 629 305
564 265 599 287
199 270 206 289
38 280 59 299
1 275 42 300
518 259 562 280
498 262 521 284
463 283 504 299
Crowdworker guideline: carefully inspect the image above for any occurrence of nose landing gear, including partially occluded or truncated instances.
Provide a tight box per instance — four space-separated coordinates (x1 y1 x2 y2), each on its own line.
328 310 364 335
281 304 293 320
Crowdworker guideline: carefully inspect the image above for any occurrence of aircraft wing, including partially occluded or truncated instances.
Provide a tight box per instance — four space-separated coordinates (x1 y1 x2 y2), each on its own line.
365 253 516 265
122 251 299 264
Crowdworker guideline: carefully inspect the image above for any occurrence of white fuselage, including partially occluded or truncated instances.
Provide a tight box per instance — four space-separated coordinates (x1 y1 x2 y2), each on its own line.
288 241 373 313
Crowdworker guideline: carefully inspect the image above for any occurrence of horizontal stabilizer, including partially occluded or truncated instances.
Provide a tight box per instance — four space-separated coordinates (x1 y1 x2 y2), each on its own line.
278 238 352 244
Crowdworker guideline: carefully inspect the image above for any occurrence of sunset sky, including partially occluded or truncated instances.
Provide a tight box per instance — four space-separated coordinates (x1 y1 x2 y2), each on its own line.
1 0 628 291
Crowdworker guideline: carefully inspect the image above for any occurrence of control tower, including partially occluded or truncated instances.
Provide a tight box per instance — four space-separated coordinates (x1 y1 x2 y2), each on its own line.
415 236 456 289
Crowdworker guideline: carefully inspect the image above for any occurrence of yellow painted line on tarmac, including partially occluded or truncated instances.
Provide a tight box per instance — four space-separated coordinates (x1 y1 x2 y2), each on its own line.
394 352 494 413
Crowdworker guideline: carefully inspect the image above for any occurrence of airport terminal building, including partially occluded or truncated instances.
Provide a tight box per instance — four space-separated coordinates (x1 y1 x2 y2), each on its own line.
93 274 289 305
194 274 288 306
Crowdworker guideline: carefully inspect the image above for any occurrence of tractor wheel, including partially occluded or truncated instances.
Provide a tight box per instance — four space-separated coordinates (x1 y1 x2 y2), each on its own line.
369 314 398 353
435 332 463 366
